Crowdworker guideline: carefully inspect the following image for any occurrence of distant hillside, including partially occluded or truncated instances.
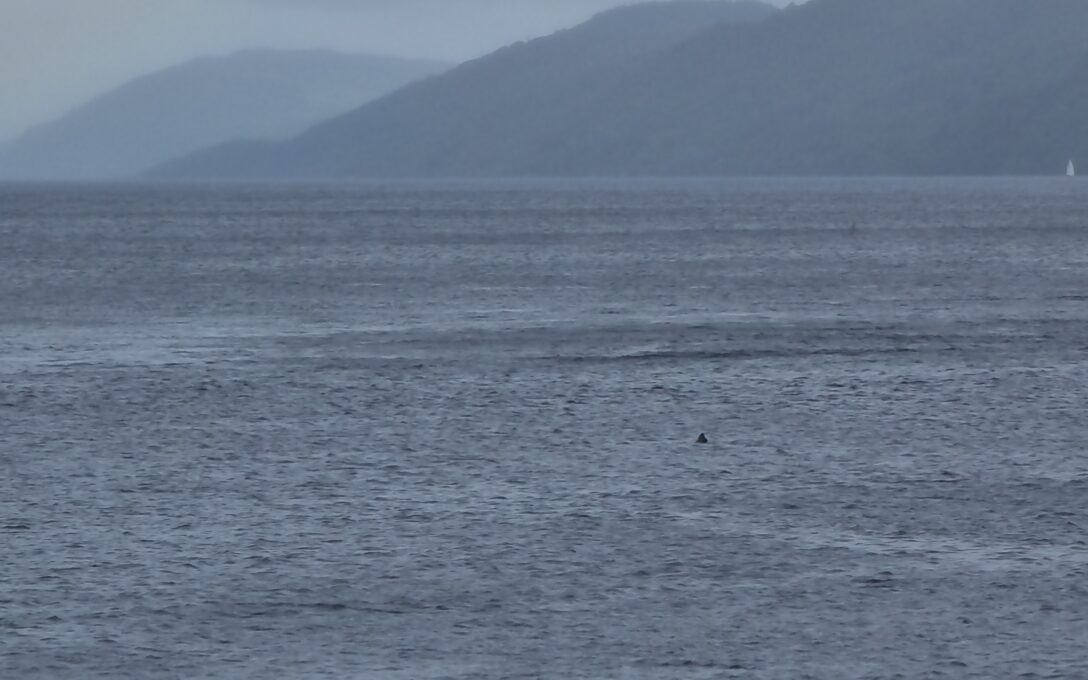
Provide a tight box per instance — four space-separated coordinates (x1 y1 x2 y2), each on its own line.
152 1 777 178
0 50 449 180
154 0 1088 179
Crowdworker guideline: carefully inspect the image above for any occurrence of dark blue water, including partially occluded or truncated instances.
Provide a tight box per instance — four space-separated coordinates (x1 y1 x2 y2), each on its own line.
3 179 1088 679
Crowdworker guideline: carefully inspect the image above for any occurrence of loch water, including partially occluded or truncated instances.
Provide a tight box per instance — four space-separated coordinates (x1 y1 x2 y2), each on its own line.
3 178 1088 679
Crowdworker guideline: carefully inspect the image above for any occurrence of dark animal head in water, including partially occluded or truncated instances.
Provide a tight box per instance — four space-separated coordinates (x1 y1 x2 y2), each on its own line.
696 433 708 444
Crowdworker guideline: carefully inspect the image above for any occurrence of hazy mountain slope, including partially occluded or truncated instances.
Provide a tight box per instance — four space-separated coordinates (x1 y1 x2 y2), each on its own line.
579 0 1088 175
0 50 449 180
154 0 1088 178
927 51 1088 175
153 1 777 178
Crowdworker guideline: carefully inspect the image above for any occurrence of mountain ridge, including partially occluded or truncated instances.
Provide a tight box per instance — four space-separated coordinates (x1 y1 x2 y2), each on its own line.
0 49 450 180
153 1 778 178
154 0 1088 178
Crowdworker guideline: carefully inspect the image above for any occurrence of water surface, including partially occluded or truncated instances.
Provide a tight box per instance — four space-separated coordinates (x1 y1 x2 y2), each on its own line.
3 178 1088 678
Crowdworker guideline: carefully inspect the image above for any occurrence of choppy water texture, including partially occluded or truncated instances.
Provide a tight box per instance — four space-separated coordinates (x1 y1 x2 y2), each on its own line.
3 178 1088 679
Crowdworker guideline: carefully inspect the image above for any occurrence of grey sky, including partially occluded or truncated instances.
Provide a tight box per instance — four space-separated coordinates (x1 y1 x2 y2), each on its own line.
0 0 799 142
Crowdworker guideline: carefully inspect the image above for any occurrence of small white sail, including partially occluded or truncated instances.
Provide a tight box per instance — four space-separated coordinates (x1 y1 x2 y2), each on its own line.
1068 160 1076 177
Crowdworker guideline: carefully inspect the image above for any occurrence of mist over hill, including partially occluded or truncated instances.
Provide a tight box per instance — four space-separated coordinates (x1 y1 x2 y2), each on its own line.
155 0 1088 178
0 50 449 180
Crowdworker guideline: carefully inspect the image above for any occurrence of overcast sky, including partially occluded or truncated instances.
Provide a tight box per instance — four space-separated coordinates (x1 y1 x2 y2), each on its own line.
0 0 799 142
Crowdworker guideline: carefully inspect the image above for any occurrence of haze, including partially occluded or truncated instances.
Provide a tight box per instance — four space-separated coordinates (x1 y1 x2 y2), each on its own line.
0 0 800 143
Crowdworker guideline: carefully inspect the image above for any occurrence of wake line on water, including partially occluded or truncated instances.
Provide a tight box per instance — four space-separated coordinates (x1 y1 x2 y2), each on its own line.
557 346 937 364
